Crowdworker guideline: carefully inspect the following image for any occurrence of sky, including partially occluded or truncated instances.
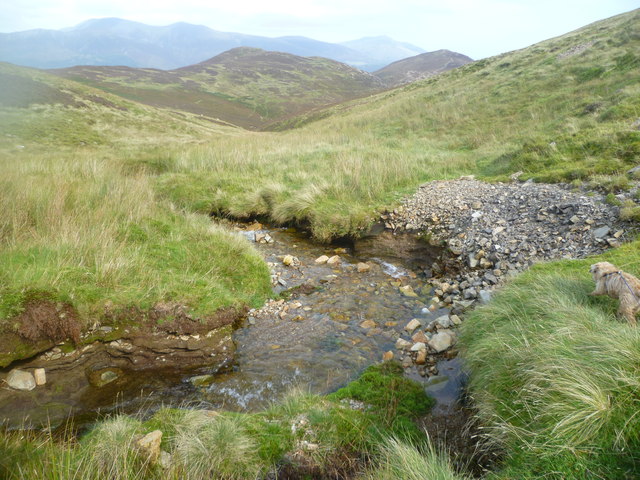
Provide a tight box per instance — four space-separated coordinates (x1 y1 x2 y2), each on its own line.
2 1 638 59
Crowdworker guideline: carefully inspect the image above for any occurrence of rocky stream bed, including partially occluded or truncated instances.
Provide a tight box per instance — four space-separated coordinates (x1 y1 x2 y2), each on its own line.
0 177 632 439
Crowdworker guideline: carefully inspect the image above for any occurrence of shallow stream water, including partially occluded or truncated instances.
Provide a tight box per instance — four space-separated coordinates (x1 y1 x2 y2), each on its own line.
1 224 466 428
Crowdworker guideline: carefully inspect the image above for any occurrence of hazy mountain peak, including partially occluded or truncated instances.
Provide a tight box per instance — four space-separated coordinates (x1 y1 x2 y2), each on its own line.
0 18 428 71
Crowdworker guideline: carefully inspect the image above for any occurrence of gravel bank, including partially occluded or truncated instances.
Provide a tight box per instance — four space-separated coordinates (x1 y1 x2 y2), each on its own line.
384 178 629 310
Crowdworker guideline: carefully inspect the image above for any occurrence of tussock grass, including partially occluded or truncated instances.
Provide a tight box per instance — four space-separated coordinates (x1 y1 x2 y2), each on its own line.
460 240 640 478
0 416 152 480
360 437 467 480
171 411 262 480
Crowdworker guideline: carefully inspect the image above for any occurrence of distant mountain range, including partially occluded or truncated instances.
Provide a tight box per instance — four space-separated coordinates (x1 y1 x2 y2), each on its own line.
0 18 427 71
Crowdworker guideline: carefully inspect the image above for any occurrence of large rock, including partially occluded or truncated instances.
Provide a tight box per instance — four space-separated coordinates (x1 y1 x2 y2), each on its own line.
6 369 36 391
428 330 456 353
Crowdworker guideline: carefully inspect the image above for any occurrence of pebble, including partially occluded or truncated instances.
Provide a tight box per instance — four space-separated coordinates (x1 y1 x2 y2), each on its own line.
282 255 299 266
404 318 422 333
411 330 429 344
326 255 341 265
33 368 46 386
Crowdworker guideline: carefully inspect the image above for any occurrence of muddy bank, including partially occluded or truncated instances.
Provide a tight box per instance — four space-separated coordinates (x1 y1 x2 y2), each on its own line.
0 309 241 427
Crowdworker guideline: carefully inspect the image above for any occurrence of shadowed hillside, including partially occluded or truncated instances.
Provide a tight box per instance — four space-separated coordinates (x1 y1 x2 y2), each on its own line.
49 47 385 130
0 62 231 148
374 49 473 86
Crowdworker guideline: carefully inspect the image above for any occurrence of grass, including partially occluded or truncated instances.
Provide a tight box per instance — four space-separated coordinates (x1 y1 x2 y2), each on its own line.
360 437 467 480
0 362 438 479
459 240 640 479
328 361 435 441
0 144 272 366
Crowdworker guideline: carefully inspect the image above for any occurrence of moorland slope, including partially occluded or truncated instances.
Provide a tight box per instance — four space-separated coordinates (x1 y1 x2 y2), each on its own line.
49 47 385 129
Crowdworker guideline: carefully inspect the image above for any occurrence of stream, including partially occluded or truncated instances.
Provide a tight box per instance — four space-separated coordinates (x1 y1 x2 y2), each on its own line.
0 223 467 429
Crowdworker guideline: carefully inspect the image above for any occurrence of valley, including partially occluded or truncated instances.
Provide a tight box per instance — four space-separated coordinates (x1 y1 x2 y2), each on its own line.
1 7 639 480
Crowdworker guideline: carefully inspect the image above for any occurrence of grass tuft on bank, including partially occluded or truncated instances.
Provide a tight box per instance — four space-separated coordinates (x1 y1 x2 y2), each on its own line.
460 240 640 479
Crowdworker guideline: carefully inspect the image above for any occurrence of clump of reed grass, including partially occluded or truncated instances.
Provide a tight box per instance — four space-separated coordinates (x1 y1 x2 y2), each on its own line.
360 437 467 480
171 411 263 480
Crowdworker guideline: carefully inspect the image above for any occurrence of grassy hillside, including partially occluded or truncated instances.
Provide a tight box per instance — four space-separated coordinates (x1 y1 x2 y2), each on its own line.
151 9 640 240
0 62 236 148
49 47 384 130
0 63 272 366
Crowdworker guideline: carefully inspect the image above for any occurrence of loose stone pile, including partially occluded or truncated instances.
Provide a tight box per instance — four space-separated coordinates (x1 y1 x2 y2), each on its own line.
385 178 628 311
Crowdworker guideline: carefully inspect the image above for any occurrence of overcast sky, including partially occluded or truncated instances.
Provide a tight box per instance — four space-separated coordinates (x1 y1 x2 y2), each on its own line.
2 1 637 59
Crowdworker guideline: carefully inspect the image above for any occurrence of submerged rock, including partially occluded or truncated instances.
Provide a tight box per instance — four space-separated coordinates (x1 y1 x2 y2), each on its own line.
190 375 215 387
399 285 418 297
356 262 371 273
326 255 341 265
